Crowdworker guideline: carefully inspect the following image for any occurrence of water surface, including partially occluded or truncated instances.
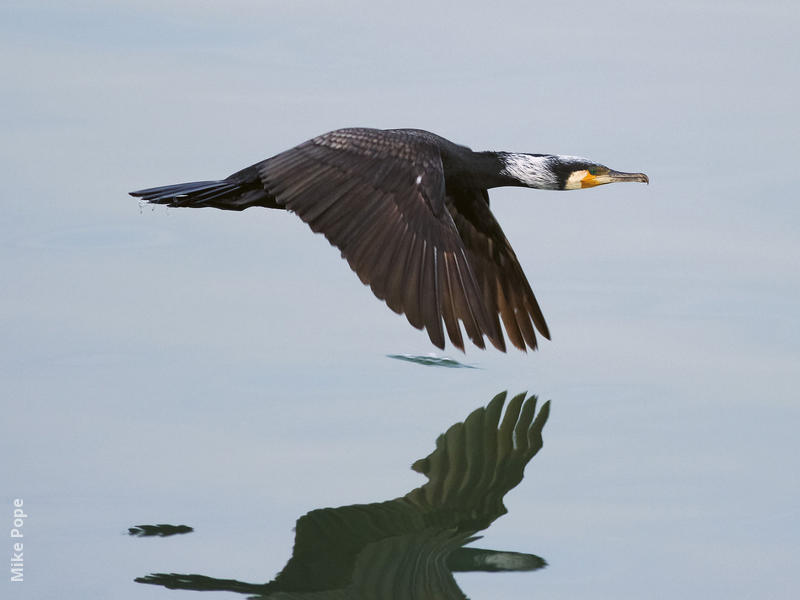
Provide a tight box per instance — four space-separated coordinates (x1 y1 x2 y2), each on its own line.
2 2 799 599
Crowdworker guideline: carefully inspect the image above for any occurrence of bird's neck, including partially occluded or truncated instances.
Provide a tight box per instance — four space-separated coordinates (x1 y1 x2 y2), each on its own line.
496 153 560 190
441 149 559 190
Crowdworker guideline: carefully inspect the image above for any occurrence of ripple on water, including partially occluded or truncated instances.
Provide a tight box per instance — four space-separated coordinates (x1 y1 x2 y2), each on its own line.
386 353 478 369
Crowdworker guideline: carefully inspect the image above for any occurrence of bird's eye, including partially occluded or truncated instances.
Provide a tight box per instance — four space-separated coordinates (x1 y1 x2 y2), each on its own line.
588 167 600 176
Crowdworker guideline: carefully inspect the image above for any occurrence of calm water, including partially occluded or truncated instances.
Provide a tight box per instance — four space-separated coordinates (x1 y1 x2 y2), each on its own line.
2 2 799 599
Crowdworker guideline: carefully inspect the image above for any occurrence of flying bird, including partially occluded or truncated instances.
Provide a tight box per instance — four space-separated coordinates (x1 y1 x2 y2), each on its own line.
131 128 648 352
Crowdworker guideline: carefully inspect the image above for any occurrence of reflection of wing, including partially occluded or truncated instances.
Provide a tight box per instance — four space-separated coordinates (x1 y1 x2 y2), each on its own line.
136 392 549 599
407 391 549 523
265 392 548 594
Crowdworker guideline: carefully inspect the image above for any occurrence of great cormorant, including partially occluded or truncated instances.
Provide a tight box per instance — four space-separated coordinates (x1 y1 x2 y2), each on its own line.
131 128 648 352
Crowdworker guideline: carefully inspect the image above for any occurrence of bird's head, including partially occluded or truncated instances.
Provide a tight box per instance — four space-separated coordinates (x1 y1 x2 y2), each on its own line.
499 153 648 190
552 156 649 190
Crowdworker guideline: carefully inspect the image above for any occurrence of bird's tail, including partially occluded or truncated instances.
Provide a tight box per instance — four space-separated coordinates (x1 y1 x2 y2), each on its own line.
129 169 279 212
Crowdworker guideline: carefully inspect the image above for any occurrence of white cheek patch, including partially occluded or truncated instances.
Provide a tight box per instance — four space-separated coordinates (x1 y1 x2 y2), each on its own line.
500 153 559 188
565 170 588 190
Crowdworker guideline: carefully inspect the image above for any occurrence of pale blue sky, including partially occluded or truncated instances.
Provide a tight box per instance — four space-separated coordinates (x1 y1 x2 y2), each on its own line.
1 1 799 599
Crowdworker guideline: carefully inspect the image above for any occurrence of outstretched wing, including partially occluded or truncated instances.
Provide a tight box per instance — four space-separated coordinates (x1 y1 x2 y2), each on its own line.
447 188 550 351
257 128 502 351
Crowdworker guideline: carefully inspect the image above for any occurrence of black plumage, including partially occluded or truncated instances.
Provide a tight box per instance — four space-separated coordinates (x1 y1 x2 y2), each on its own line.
131 127 648 352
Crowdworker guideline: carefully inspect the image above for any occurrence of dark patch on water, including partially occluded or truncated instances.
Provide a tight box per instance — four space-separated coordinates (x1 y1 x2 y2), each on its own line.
386 353 478 369
128 524 194 537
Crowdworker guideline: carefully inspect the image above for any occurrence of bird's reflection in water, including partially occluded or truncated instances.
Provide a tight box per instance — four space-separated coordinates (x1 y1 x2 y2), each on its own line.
136 391 550 598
